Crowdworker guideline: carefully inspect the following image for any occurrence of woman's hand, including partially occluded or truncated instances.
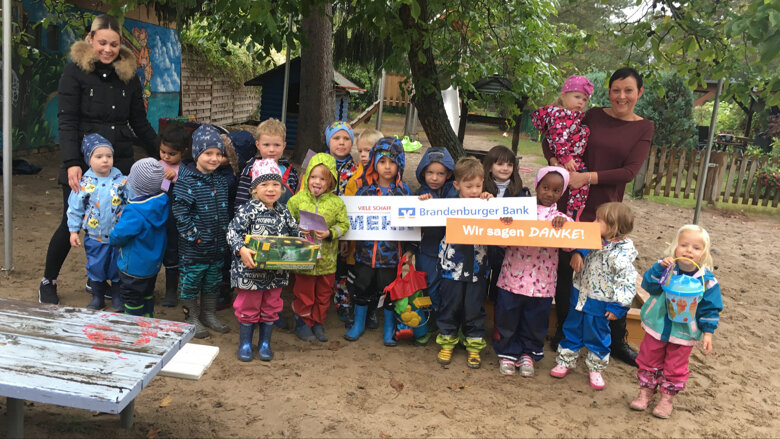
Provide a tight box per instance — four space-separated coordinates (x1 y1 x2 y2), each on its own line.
67 166 82 192
69 232 81 248
570 252 583 272
239 246 257 269
568 171 589 190
701 332 713 355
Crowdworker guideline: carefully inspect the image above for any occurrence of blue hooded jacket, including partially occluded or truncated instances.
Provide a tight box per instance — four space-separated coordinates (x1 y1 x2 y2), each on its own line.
110 192 169 277
414 147 457 257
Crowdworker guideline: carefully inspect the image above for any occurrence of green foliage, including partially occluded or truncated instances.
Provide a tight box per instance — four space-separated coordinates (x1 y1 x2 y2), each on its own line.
693 101 744 134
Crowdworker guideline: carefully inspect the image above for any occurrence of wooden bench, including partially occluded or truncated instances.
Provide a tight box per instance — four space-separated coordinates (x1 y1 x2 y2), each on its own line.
0 298 194 438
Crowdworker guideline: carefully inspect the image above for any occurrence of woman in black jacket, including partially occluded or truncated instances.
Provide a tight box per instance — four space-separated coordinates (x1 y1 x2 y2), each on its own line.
39 14 159 305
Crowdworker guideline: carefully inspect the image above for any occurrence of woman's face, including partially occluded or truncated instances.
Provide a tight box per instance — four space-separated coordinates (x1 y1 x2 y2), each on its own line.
89 29 121 64
608 76 643 120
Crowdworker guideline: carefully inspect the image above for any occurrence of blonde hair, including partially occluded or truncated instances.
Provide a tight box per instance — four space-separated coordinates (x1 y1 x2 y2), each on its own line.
88 14 121 39
255 118 287 140
220 134 239 174
596 202 634 240
357 129 384 148
664 225 714 270
454 156 484 182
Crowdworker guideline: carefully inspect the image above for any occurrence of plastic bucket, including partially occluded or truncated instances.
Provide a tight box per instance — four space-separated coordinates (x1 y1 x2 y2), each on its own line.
660 258 705 323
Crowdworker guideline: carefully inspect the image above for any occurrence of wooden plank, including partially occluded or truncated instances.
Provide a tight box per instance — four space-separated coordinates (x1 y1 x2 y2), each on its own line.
663 148 676 197
763 157 778 207
0 299 191 357
653 147 667 196
722 152 738 201
684 150 700 199
741 157 759 204
674 148 687 198
643 146 657 196
752 156 766 205
731 154 750 203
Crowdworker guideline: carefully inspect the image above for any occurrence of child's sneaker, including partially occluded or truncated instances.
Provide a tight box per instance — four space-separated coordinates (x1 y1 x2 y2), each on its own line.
499 358 516 376
466 352 481 369
588 371 606 390
516 354 535 377
437 347 453 365
550 364 571 378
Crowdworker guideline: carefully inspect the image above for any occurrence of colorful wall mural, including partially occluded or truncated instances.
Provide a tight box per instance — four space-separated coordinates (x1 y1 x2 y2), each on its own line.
17 1 181 149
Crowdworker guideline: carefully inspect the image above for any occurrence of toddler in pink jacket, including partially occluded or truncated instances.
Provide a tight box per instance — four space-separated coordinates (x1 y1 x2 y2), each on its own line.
493 166 571 377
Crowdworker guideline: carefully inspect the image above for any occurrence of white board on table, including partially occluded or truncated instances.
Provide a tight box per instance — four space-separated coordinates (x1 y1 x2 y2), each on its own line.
160 343 219 380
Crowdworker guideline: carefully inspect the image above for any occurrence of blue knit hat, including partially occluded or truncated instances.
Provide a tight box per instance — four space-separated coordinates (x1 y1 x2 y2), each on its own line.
81 133 113 163
191 124 225 161
324 121 354 152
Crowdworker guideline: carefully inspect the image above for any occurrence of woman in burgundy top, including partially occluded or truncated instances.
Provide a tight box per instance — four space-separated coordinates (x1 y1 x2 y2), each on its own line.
545 67 654 366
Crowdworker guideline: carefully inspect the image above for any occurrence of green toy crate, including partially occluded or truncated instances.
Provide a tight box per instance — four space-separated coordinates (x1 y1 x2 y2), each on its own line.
244 235 320 271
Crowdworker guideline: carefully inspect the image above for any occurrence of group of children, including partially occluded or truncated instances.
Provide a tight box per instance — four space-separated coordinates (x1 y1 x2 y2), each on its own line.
66 77 723 418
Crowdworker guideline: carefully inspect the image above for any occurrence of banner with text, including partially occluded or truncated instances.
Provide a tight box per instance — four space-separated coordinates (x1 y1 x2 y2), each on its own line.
340 196 421 241
390 197 536 227
445 218 602 249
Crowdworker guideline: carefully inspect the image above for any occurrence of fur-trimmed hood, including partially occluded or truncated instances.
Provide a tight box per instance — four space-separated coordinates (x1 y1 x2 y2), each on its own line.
69 40 137 83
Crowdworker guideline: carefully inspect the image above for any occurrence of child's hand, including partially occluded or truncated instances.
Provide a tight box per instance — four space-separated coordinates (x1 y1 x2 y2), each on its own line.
480 192 494 200
418 193 433 201
164 169 177 180
239 246 257 269
339 241 349 257
570 252 583 272
701 332 713 355
499 217 513 225
69 232 81 248
312 230 330 240
552 216 567 229
660 256 676 268
300 229 311 238
563 160 577 173
604 311 618 321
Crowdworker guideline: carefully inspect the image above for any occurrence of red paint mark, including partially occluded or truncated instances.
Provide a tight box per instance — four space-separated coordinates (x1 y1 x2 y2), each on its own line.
92 346 128 359
83 324 121 345
134 337 152 346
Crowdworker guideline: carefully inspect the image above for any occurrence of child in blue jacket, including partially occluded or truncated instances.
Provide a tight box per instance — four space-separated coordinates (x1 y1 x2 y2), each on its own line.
109 158 168 317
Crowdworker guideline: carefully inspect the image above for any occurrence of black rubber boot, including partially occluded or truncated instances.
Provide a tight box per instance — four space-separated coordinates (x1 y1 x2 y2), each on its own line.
86 280 106 310
162 267 178 307
610 316 638 367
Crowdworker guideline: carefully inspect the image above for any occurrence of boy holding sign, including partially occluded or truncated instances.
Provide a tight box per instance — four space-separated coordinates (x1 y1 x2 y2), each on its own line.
436 157 494 368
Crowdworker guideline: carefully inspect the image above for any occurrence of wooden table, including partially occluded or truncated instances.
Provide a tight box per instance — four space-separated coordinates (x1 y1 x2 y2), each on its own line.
0 298 194 438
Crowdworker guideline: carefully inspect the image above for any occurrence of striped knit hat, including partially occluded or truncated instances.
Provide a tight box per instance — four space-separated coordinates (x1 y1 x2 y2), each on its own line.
127 158 164 197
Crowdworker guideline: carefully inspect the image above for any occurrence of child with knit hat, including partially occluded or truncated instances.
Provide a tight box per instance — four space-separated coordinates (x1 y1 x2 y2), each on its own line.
226 158 303 361
325 121 357 196
109 158 169 317
172 124 231 338
531 75 594 220
67 133 128 311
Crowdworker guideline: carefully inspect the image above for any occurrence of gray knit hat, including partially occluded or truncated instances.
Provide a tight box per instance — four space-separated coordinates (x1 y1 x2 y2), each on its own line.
127 158 164 197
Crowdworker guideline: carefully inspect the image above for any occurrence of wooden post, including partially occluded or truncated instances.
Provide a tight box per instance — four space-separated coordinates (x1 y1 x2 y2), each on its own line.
7 397 23 439
120 399 134 429
457 97 468 143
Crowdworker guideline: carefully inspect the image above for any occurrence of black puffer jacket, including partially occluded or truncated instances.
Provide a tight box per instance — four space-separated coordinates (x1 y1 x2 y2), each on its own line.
57 41 158 185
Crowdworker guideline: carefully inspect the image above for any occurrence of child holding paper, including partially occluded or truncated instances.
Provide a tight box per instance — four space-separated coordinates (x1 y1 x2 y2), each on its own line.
436 156 494 368
227 159 303 361
344 137 413 344
287 153 349 342
493 166 571 377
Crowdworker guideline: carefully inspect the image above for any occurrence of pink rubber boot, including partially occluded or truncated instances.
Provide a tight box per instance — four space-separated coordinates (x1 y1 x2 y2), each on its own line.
652 392 675 419
629 387 656 411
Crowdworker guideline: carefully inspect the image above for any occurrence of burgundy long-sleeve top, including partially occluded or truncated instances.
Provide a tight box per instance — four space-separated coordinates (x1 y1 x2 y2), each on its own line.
544 107 654 222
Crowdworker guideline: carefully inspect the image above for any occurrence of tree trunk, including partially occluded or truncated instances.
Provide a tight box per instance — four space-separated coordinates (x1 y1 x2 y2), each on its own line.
398 2 465 159
294 3 335 163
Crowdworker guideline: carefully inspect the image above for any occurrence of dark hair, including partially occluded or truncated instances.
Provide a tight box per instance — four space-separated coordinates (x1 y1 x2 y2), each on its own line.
160 123 191 153
482 145 524 197
89 14 121 38
609 67 643 89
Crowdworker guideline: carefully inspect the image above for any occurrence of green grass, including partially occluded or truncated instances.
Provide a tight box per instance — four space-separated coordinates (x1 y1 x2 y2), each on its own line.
485 135 545 157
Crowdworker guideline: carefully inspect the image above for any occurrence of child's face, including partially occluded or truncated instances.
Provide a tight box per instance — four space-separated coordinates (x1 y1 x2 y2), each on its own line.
597 218 609 239
329 130 353 159
561 91 589 112
454 176 484 198
491 160 514 183
424 162 449 190
674 231 706 270
376 156 398 186
196 147 223 174
536 172 564 207
252 180 282 208
356 140 373 166
89 147 114 177
256 134 285 161
160 142 182 166
308 164 332 197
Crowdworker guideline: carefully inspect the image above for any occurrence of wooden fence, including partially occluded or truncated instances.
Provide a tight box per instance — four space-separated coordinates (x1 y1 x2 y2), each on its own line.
643 146 779 207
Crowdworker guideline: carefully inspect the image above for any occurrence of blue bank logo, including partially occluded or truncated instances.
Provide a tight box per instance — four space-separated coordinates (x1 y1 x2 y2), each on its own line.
398 207 415 219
